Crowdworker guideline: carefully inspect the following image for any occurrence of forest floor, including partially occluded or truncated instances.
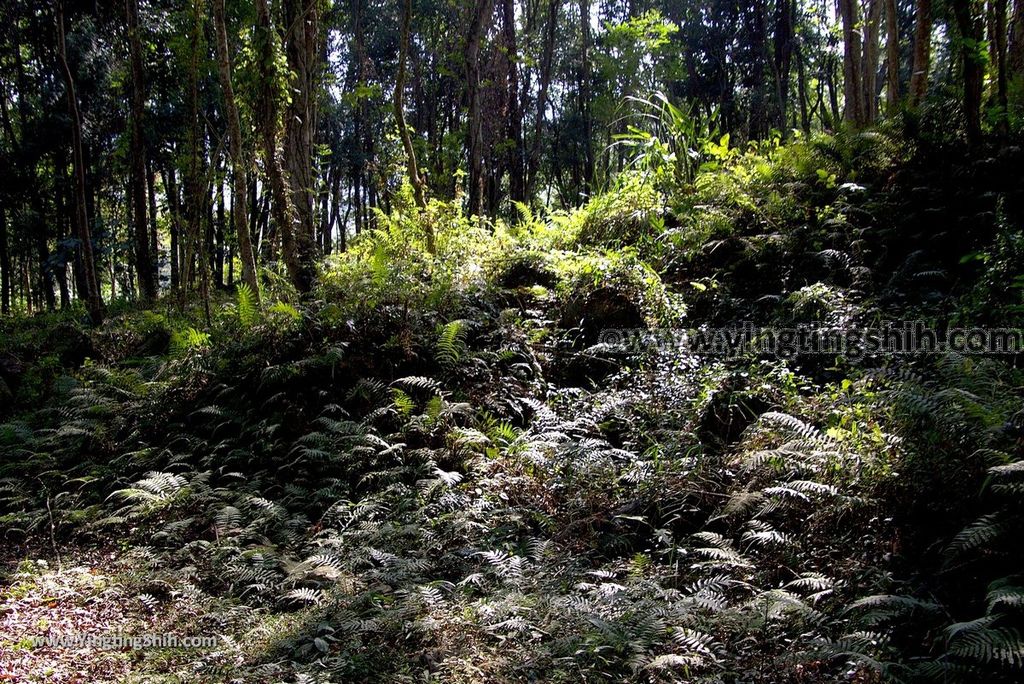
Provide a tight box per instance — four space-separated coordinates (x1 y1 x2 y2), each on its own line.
2 130 1024 683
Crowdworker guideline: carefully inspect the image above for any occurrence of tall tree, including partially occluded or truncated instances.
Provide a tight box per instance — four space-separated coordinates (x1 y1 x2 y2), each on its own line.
991 0 1010 127
1011 0 1024 73
255 0 308 291
952 0 984 146
500 0 525 203
909 0 933 106
578 0 593 194
283 0 320 292
0 202 9 315
126 0 157 301
773 0 796 130
13 23 55 311
839 0 865 125
212 0 260 299
885 0 900 110
527 0 557 199
465 0 493 217
56 2 104 325
862 0 884 123
394 0 427 209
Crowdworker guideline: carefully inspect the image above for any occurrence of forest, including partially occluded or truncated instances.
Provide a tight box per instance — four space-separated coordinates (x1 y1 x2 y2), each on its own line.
1 0 1024 681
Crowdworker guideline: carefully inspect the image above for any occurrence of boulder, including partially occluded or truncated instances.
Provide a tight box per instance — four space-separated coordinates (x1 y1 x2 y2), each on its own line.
697 375 769 449
50 323 95 367
133 327 172 357
498 257 557 289
0 353 24 393
560 287 644 346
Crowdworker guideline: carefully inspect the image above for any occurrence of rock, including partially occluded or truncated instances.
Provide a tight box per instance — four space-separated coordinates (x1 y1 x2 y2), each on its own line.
132 327 172 357
498 257 557 289
560 286 645 346
0 353 24 393
50 323 95 367
697 375 769 449
699 236 747 274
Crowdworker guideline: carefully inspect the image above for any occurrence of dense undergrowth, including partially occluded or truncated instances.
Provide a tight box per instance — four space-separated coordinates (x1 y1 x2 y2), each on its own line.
3 119 1024 682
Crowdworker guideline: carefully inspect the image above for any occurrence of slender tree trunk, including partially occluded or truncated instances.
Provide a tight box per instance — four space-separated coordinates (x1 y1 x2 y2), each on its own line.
14 31 55 312
394 0 427 209
33 199 55 311
797 43 811 132
328 169 342 252
952 0 984 146
466 0 493 217
184 1 206 294
827 54 842 126
147 158 160 290
862 0 883 123
212 0 260 299
909 0 933 106
57 2 104 324
256 0 305 291
885 0 900 110
0 202 9 315
773 0 795 131
283 0 320 291
839 0 865 125
216 178 226 287
501 0 525 203
528 0 557 199
1011 0 1024 75
126 0 156 301
53 144 74 306
165 164 180 290
578 0 593 194
992 0 1010 129
747 1 768 139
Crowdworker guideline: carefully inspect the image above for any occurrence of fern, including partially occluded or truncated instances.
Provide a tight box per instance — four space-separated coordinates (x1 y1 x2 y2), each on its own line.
170 327 210 355
236 283 258 327
435 320 467 367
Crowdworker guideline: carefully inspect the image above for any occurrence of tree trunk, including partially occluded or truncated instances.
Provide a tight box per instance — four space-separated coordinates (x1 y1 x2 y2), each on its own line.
14 28 55 312
839 0 865 125
909 0 932 106
0 201 9 315
165 164 180 290
147 158 159 289
57 2 104 325
126 0 156 301
773 0 795 131
578 0 594 194
862 0 883 123
952 0 984 146
992 0 1010 129
466 0 493 217
1011 0 1024 75
216 178 226 287
797 43 811 132
33 201 55 312
328 169 342 252
212 0 260 299
283 0 320 292
256 0 305 291
394 0 427 209
885 0 900 110
184 1 206 293
501 0 525 203
528 0 557 199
